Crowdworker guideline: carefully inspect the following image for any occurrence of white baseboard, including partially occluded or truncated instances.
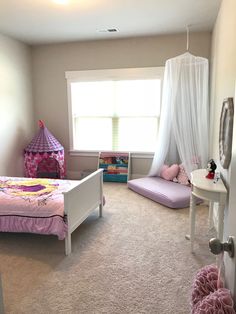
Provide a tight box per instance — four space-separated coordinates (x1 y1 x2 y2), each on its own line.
130 174 146 180
67 169 98 180
67 170 82 180
67 171 146 181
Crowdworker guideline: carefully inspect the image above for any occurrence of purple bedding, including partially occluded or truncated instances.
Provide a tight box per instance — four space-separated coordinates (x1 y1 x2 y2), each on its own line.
128 177 195 209
0 176 79 239
0 215 67 240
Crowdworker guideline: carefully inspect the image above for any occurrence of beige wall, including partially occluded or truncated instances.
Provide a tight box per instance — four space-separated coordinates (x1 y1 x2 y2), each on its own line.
210 0 236 168
210 0 236 188
32 32 212 178
0 33 34 176
210 0 236 293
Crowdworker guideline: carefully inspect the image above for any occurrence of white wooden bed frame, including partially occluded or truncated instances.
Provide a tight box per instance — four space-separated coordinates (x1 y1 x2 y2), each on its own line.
63 168 103 255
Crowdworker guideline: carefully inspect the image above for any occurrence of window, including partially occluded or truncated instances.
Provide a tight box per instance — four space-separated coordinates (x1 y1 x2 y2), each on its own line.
66 68 164 153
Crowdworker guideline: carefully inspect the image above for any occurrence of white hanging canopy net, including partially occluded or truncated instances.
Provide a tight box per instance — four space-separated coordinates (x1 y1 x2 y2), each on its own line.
149 52 209 177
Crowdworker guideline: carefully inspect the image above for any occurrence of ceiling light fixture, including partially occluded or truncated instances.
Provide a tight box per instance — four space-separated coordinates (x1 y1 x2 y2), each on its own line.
107 29 118 32
97 28 119 33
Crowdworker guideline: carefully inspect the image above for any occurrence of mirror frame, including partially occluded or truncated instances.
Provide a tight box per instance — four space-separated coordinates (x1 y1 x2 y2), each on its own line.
219 97 234 169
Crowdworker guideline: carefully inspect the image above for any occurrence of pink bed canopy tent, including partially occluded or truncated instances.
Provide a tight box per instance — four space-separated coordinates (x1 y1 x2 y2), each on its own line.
24 120 66 179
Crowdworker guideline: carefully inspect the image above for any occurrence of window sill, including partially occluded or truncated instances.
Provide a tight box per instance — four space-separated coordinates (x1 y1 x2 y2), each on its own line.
69 150 154 159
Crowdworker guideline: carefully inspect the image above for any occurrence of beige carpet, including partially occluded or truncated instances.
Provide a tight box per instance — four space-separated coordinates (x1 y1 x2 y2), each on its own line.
0 182 215 314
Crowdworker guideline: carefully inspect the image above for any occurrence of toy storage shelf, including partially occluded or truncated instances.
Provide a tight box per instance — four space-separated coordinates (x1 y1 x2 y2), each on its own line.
98 152 130 183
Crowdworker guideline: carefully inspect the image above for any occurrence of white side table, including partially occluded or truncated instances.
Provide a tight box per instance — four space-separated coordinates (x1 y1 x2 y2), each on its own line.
188 169 227 252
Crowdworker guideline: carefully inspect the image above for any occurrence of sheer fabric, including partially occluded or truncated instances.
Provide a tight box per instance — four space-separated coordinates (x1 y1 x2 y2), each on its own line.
149 52 209 177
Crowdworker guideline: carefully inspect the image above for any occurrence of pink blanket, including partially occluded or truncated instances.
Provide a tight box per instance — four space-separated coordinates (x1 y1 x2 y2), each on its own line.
0 176 78 239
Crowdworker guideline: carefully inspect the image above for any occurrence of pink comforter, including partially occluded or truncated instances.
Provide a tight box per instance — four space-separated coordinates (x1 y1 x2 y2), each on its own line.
0 176 78 239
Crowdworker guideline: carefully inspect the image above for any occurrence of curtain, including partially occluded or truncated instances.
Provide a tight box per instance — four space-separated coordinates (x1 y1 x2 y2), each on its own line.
149 52 209 177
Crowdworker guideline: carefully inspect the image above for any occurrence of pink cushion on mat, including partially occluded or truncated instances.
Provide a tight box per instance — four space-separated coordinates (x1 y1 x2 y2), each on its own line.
128 176 194 208
160 164 179 181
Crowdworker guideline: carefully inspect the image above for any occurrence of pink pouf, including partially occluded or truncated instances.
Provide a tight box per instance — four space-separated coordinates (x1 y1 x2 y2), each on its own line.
191 264 235 314
194 288 235 314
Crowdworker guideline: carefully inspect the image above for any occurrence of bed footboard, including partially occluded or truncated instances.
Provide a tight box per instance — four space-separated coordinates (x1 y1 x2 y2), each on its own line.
63 169 103 255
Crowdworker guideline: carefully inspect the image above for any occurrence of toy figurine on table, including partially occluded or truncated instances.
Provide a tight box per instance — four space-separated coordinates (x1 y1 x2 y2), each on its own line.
206 159 217 179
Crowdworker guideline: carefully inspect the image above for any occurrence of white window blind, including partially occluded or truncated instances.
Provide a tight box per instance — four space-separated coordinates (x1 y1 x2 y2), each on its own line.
66 68 163 153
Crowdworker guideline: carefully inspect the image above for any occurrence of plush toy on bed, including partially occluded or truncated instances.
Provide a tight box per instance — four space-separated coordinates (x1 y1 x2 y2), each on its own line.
206 159 217 179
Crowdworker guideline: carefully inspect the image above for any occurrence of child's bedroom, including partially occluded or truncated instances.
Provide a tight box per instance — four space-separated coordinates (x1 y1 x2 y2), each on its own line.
0 0 236 313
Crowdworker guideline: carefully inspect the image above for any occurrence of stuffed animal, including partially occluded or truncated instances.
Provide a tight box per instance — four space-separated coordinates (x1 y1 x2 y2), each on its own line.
206 159 217 179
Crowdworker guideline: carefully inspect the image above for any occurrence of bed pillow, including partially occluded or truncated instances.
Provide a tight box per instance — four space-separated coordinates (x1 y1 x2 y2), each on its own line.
160 164 179 181
177 164 190 185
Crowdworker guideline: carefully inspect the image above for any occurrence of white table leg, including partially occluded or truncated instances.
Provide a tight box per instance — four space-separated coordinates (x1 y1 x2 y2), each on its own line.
208 201 214 229
218 202 225 242
190 192 197 252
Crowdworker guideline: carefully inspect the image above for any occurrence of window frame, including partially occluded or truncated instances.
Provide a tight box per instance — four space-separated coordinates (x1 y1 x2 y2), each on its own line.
66 67 164 156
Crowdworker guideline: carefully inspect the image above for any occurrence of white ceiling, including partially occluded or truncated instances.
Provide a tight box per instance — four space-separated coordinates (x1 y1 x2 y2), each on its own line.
0 0 222 45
